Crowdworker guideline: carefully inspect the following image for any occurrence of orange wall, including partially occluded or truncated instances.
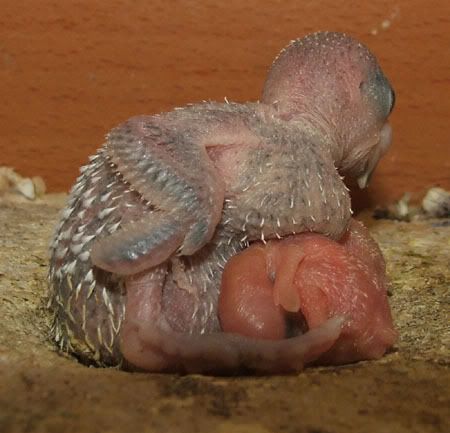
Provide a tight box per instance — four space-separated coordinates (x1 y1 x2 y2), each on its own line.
1 0 449 208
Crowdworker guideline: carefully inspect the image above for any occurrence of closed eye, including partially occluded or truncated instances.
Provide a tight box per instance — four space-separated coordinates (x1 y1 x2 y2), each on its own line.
389 88 396 114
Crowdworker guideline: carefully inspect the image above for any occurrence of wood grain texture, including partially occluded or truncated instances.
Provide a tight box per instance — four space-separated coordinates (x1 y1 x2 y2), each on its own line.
1 0 449 208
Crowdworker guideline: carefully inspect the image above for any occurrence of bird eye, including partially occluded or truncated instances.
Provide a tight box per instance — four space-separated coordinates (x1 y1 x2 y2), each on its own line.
389 88 396 114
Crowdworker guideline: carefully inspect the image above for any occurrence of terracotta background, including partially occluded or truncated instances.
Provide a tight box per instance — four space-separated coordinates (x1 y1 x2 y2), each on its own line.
1 0 449 208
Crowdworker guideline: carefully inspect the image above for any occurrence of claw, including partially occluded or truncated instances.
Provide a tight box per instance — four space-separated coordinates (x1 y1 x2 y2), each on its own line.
271 243 305 312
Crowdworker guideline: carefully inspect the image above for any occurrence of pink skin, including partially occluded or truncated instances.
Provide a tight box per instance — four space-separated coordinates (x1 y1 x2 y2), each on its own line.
219 220 398 367
48 32 396 372
122 277 343 373
121 219 397 373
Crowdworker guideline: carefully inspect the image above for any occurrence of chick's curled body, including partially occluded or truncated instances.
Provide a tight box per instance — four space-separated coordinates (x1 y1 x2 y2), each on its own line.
48 31 396 373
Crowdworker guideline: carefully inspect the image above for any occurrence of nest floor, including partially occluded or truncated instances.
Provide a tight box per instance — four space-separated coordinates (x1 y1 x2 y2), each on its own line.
0 195 449 433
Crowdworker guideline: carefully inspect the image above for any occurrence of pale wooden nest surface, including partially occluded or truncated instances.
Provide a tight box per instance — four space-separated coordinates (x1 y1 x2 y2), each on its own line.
0 167 47 201
0 195 449 433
